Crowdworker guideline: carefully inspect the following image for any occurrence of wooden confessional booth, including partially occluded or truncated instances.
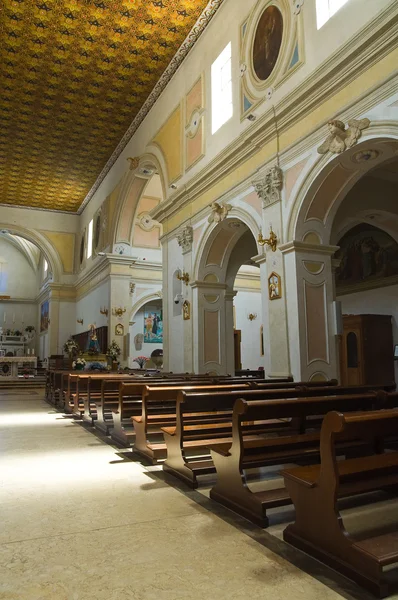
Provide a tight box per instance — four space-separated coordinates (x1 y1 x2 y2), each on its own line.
339 314 395 386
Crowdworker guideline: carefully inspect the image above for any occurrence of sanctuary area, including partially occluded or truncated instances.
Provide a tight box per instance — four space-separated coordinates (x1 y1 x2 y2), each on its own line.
1 1 398 598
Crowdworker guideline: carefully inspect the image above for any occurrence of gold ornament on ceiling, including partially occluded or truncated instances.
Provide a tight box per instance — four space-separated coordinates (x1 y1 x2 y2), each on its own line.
0 0 216 212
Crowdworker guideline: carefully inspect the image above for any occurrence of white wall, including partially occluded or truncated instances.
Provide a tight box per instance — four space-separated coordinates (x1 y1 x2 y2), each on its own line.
129 300 163 368
234 290 263 370
58 301 76 354
75 280 110 337
338 284 398 381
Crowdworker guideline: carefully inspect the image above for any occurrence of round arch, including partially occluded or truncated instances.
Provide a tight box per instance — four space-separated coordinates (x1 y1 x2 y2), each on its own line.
286 130 398 244
129 292 163 323
112 153 167 248
0 224 62 282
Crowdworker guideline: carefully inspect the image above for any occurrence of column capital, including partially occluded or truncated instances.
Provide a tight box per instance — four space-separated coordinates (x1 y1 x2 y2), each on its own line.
177 225 193 254
252 165 283 208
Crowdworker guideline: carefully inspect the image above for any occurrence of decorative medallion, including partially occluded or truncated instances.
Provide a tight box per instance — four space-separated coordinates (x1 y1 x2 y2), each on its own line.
253 6 284 81
138 212 157 232
351 149 380 164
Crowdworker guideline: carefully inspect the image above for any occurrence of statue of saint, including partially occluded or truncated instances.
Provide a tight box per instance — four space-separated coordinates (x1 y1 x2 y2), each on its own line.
87 323 101 355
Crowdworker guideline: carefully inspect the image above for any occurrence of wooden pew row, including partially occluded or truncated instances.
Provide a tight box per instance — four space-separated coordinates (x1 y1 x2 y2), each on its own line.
161 383 395 490
282 409 398 598
207 388 398 527
133 380 341 465
110 377 301 447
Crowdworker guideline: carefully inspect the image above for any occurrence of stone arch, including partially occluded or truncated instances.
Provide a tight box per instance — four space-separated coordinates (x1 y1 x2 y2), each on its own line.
112 153 167 248
129 292 163 322
0 224 62 282
193 214 262 374
287 130 398 244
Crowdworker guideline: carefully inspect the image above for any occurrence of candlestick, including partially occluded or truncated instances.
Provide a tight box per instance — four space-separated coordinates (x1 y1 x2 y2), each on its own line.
3 312 5 323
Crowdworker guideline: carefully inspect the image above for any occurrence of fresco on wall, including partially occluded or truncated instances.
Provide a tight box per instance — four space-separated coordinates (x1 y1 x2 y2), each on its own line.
252 6 283 81
144 310 163 344
40 300 49 332
335 224 398 292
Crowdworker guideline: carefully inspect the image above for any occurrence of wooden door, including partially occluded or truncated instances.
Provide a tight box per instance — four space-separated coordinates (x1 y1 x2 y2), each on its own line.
340 324 363 385
234 330 242 371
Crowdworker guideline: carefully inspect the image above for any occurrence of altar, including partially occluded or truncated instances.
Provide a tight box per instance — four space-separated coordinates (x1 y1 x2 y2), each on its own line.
0 356 37 378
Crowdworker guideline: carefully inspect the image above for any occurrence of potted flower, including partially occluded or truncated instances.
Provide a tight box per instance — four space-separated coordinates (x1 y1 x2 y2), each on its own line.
63 338 79 358
106 340 121 371
133 356 148 369
72 357 86 371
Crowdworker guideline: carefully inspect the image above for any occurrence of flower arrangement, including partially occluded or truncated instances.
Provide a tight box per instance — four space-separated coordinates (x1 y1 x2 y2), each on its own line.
106 340 121 362
4 329 23 336
72 357 86 370
133 356 148 369
63 337 79 356
25 325 35 333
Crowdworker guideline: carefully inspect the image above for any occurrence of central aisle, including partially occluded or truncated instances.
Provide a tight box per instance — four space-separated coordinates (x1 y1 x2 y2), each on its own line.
0 392 346 600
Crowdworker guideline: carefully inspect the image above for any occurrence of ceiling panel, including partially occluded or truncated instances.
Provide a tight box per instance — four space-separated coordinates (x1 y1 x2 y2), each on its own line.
0 0 214 212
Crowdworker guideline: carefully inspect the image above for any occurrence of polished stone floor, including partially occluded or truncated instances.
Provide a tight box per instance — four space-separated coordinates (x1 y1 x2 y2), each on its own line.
0 392 394 600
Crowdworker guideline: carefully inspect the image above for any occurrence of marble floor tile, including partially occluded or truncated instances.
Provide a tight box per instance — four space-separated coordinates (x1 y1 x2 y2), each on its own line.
0 392 382 600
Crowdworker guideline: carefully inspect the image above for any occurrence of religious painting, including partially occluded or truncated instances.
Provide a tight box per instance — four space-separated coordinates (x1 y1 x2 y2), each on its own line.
115 323 124 336
335 224 398 292
144 310 163 343
268 272 281 300
183 300 191 321
40 300 49 332
252 6 283 81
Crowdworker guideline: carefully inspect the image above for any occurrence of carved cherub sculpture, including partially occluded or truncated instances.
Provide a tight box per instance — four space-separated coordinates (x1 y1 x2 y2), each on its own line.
208 201 232 224
317 118 370 154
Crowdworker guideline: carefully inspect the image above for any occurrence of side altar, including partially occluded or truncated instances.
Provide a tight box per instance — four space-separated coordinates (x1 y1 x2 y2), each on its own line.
0 356 37 377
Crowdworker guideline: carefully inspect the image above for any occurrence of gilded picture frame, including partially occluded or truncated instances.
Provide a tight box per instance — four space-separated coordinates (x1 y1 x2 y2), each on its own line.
268 271 281 300
183 300 191 321
115 323 124 336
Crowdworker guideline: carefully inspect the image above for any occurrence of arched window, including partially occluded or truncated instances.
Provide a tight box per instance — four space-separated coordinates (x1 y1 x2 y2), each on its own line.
316 0 350 29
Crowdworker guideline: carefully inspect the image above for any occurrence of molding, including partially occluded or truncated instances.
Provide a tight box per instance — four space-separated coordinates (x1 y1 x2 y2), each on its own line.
78 0 226 215
279 241 339 255
0 297 37 304
151 4 398 227
190 280 227 290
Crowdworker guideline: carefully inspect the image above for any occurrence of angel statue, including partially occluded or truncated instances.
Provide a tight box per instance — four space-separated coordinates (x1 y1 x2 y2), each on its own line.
317 118 370 155
208 201 232 224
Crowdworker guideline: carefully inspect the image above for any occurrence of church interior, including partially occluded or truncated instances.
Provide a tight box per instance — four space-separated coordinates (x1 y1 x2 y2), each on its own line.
1 0 398 598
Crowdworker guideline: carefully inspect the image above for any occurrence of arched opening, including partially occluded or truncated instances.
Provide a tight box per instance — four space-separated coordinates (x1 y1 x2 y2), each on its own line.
195 218 263 374
129 297 163 369
0 231 52 361
287 139 398 382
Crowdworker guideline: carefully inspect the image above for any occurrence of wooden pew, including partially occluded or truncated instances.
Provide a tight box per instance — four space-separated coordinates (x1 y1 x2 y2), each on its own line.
110 378 243 447
161 383 389 488
132 382 260 462
282 409 398 598
134 380 339 464
107 374 286 447
208 389 398 527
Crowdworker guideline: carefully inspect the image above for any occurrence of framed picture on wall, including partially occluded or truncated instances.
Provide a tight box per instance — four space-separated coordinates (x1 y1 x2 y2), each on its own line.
268 272 282 300
40 300 49 332
144 310 163 343
115 323 124 336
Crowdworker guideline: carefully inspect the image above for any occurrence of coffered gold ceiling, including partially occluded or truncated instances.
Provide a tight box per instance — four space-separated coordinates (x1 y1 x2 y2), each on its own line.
0 0 214 212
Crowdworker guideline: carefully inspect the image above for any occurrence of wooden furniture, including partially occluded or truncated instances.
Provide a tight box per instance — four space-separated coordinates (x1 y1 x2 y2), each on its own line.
208 387 398 526
283 409 398 597
161 381 361 489
340 314 395 386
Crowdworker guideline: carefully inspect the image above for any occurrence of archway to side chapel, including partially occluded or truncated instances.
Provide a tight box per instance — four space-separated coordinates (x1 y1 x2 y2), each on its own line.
286 136 398 382
194 217 264 375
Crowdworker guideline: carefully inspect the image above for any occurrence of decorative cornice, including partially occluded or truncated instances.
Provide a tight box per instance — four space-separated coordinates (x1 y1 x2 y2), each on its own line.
151 4 398 227
279 241 339 255
78 0 226 215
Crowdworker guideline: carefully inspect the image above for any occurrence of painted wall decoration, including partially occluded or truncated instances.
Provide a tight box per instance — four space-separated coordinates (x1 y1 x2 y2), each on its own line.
144 310 163 344
252 6 283 81
40 300 49 332
268 272 282 300
335 224 398 292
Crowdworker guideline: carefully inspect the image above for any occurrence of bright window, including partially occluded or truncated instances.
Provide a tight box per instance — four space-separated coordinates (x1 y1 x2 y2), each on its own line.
316 0 350 29
43 259 48 273
211 42 233 134
87 219 93 259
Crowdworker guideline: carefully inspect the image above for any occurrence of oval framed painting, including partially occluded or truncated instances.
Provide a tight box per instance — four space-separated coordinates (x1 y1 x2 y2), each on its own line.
252 5 283 81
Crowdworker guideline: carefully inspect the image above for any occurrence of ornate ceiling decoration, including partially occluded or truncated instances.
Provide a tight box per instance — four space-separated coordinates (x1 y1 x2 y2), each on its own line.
0 0 223 213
